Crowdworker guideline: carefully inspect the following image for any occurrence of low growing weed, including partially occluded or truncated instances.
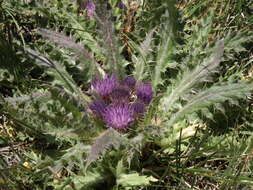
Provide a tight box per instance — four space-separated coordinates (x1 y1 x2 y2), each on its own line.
0 0 253 189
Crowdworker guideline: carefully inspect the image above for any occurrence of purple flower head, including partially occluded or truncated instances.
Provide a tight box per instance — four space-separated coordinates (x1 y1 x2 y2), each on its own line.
103 104 134 129
89 100 107 118
110 87 130 103
89 73 153 129
91 74 118 97
118 1 126 9
123 76 136 89
85 0 96 18
131 102 145 115
136 82 153 104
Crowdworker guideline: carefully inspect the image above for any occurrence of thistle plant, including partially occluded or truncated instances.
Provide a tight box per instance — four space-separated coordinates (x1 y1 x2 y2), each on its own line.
0 0 253 189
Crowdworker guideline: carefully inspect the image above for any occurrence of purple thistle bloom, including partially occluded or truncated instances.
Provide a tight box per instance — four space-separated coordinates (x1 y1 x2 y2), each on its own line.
131 102 145 115
110 87 130 103
91 74 118 97
136 82 153 104
85 0 96 18
103 104 134 129
123 76 136 89
89 100 107 118
118 1 126 9
89 73 153 129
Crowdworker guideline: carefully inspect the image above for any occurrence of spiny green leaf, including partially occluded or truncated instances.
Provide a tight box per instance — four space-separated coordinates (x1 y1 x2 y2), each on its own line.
224 30 253 54
71 172 104 189
133 29 156 81
166 82 253 128
37 28 92 61
140 28 156 57
152 26 175 93
95 0 124 78
117 172 157 187
3 91 51 106
25 48 90 105
162 40 224 112
85 128 124 170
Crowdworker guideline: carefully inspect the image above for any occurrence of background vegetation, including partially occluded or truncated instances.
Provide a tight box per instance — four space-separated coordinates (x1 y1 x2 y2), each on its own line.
0 0 253 189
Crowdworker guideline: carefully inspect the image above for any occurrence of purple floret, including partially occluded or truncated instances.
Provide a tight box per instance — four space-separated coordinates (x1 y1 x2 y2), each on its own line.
85 0 96 18
110 87 130 103
123 76 136 89
91 74 118 97
118 2 126 9
136 82 153 104
103 104 134 129
131 102 145 115
89 100 107 118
